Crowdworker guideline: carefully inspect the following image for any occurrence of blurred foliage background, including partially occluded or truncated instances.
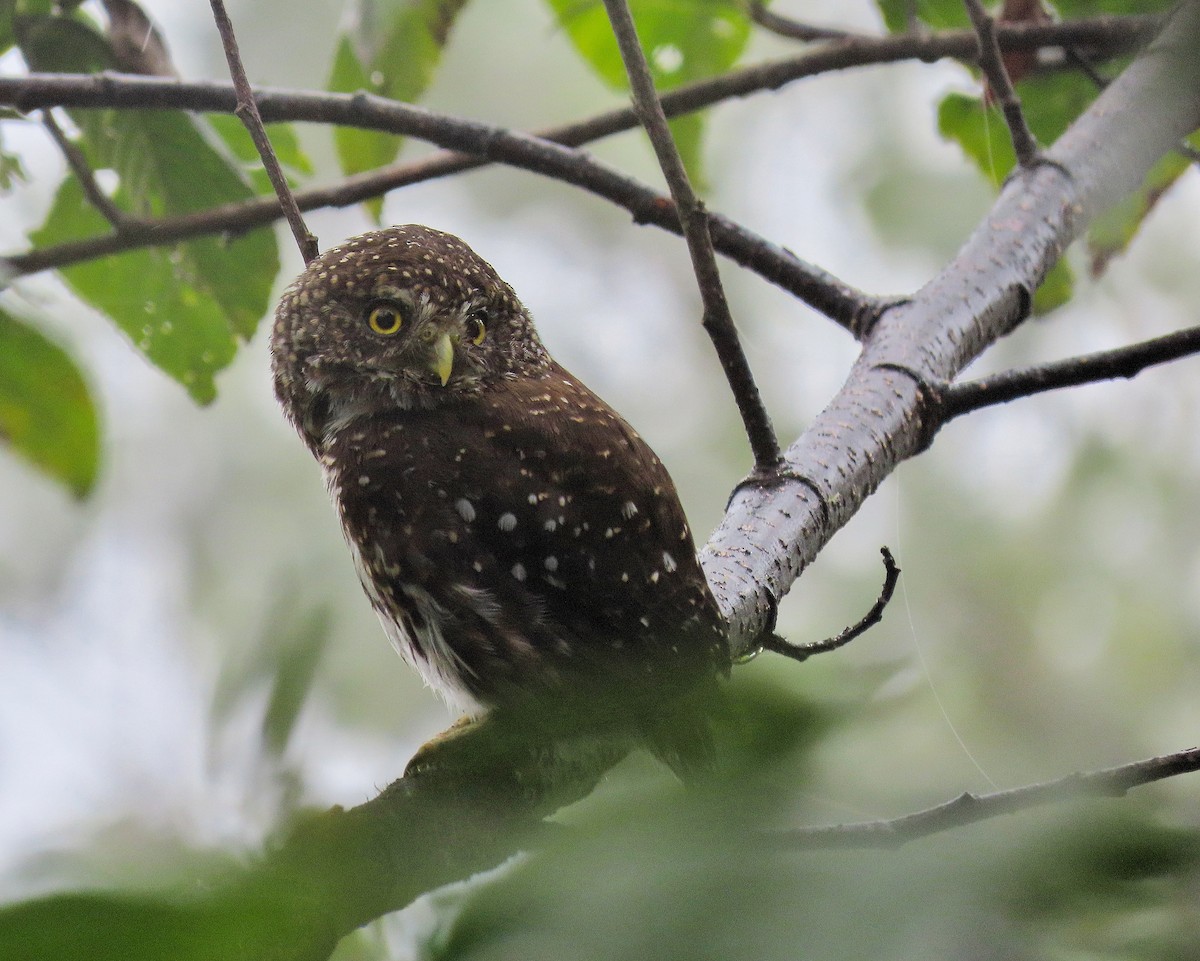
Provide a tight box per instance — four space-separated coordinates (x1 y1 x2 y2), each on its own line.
1 0 1199 958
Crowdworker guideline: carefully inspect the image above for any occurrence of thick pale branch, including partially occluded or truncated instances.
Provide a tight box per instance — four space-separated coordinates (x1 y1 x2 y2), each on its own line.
704 1 1200 655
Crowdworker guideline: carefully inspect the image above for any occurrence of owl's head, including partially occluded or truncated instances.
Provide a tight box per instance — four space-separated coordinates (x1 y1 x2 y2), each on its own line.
271 225 548 450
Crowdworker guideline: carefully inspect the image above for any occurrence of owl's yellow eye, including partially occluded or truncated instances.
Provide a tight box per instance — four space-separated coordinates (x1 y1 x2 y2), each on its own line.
466 314 487 345
366 302 405 336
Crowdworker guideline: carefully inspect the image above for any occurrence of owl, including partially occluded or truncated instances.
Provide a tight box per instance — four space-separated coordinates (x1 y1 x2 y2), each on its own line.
270 225 727 772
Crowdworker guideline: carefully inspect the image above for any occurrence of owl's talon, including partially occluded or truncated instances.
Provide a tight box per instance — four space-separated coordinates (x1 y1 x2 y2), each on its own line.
404 714 486 778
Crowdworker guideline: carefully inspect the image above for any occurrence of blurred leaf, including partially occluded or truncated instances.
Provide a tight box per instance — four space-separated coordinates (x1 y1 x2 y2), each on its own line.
32 178 238 404
1 0 53 54
18 12 279 400
937 91 1016 187
940 66 1175 283
1087 135 1195 278
207 113 314 195
876 0 968 32
0 308 99 496
261 606 331 757
0 117 28 191
544 0 750 184
1031 254 1074 314
1001 813 1200 916
0 893 202 961
1053 0 1175 13
938 69 1101 185
100 0 176 76
328 0 470 218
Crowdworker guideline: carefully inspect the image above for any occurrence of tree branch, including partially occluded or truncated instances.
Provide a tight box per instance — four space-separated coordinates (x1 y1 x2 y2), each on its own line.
780 746 1200 849
763 547 899 662
942 324 1200 418
964 0 1041 166
0 14 1156 326
747 1 862 42
602 0 780 470
208 0 317 263
39 109 140 232
0 75 869 330
703 1 1200 655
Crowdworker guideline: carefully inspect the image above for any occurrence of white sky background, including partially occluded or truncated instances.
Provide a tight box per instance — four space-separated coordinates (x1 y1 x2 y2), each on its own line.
1 0 1199 914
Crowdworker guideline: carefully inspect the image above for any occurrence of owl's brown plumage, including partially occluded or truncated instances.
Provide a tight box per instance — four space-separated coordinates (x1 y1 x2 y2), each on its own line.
271 225 727 765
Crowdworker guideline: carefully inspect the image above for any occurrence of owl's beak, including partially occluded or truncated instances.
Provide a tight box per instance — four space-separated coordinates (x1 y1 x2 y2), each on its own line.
430 331 455 387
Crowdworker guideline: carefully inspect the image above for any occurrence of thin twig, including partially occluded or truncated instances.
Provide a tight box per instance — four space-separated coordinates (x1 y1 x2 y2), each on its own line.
764 547 899 662
963 0 1041 165
748 1 861 42
0 76 870 329
601 0 781 470
779 746 1200 849
40 109 140 232
208 0 317 263
942 324 1200 419
0 13 1159 313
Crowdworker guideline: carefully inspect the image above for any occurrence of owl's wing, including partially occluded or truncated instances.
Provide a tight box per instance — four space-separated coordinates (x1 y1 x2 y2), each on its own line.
332 362 725 709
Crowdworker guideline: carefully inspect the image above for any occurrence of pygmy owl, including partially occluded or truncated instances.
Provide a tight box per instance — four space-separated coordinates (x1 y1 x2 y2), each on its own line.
270 225 727 767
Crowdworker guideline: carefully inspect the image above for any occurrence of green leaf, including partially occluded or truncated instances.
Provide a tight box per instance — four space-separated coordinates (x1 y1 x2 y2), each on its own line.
32 178 239 404
206 113 314 196
0 117 28 191
938 70 1101 185
18 12 279 398
0 309 99 497
1087 139 1193 277
876 0 968 33
328 0 470 212
544 0 750 183
1031 255 1074 314
1052 0 1175 15
937 92 1016 187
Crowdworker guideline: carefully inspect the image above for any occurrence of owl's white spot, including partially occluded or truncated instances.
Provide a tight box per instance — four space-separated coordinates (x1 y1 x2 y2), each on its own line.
498 512 517 532
662 551 678 572
473 560 483 572
621 572 629 582
511 562 527 582
639 616 652 628
650 571 660 583
544 519 557 532
528 493 538 505
358 475 371 486
621 501 638 519
455 498 476 523
544 556 558 572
